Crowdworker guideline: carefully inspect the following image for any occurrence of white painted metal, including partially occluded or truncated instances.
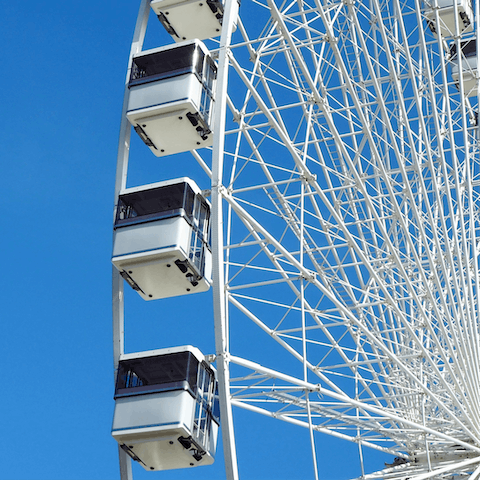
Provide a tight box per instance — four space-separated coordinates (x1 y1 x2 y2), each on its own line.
150 0 236 42
112 178 212 300
424 0 474 37
206 0 480 478
210 0 241 476
112 392 217 470
111 346 219 472
112 1 150 478
113 0 480 478
126 41 216 157
451 40 478 96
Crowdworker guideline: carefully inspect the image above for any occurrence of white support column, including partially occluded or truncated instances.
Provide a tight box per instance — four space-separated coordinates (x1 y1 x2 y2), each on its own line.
211 0 240 479
112 2 150 479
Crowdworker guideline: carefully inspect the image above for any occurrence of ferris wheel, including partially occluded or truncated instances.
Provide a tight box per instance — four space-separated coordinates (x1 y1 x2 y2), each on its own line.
111 0 480 479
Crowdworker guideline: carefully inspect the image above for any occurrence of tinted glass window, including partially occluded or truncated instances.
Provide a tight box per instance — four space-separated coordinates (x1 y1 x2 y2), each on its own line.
130 43 197 85
450 39 477 58
194 46 205 79
204 57 216 94
212 384 220 423
115 182 195 227
115 351 200 396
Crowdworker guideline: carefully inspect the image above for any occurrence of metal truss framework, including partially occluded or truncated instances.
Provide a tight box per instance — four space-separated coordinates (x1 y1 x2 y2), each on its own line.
113 0 480 479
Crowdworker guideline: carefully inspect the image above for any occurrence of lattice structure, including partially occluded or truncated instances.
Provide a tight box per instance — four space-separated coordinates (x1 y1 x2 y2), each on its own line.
113 0 480 479
214 0 480 478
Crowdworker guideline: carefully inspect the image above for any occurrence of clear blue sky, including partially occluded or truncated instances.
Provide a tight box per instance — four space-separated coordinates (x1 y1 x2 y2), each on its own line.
1 2 390 479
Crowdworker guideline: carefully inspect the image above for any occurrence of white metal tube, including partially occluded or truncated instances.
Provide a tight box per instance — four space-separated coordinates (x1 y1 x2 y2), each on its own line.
112 2 150 479
404 456 480 480
211 1 240 479
229 355 480 453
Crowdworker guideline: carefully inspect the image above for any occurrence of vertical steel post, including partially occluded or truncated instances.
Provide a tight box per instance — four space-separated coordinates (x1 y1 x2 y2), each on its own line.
112 2 150 479
211 0 240 478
